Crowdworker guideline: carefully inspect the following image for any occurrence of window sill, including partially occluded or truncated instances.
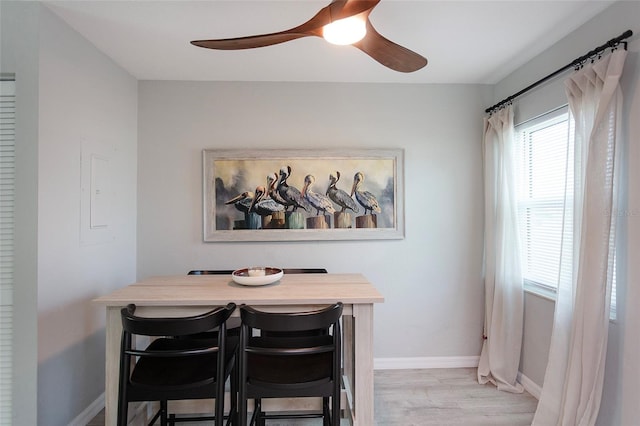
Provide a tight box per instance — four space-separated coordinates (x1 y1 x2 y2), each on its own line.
524 282 556 302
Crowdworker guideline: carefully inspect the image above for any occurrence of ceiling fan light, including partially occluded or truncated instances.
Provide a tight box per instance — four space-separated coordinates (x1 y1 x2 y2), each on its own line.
323 16 366 45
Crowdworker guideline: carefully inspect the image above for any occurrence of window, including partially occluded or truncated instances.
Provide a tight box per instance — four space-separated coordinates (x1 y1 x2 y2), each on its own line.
515 107 616 319
515 107 573 296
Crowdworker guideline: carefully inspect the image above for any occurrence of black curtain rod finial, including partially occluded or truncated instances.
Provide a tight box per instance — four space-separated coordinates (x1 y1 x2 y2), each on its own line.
485 29 633 114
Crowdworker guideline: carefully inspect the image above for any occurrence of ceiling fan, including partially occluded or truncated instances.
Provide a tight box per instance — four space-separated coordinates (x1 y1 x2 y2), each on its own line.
190 0 427 73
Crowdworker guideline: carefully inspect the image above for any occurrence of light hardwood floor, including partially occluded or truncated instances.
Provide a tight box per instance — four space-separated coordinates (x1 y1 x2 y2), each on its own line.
374 368 537 425
88 368 538 425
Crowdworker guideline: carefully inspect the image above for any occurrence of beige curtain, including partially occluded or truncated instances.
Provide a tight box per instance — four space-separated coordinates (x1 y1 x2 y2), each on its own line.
478 105 524 393
533 49 627 426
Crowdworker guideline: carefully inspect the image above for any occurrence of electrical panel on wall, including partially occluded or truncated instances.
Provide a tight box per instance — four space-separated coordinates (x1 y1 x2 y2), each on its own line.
80 139 115 245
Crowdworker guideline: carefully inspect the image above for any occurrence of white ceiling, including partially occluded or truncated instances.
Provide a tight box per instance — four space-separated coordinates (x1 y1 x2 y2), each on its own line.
43 0 615 84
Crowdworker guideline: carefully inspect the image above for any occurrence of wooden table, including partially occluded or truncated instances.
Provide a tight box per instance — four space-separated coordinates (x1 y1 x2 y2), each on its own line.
93 273 384 425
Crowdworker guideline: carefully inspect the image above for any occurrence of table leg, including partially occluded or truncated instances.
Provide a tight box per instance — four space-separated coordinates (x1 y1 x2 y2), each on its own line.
342 310 354 423
105 306 122 426
353 303 374 426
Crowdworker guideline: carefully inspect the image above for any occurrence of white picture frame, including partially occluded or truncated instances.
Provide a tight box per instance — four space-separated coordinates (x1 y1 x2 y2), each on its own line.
203 149 404 242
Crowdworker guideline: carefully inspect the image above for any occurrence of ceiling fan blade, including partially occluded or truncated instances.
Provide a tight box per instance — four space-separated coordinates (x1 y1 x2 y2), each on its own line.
191 0 380 50
191 32 309 50
353 20 427 73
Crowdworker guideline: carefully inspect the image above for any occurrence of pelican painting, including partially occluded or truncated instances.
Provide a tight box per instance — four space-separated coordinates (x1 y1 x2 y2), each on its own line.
351 172 382 215
204 148 403 240
277 166 308 212
326 171 358 213
301 175 336 216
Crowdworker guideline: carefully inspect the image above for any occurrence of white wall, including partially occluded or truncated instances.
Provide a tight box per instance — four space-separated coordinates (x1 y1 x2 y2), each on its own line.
1 2 40 424
138 81 491 359
492 2 640 424
0 4 139 424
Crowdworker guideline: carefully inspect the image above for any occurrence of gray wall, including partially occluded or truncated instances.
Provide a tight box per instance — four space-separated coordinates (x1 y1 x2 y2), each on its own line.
1 3 139 425
1 2 40 425
492 2 640 424
137 81 491 359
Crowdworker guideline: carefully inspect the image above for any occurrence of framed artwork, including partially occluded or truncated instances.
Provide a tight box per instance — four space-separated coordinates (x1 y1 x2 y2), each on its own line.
202 149 404 241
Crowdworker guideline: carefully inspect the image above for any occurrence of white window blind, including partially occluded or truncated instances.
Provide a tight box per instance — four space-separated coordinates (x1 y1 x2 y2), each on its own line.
0 79 15 426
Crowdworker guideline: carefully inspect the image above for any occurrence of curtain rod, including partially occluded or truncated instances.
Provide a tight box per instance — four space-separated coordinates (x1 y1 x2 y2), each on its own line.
485 29 633 114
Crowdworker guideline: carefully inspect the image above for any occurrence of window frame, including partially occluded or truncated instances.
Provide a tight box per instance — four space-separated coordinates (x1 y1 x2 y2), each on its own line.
514 106 617 321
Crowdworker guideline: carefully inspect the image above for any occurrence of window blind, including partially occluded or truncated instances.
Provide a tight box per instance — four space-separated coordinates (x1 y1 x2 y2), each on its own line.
0 79 15 426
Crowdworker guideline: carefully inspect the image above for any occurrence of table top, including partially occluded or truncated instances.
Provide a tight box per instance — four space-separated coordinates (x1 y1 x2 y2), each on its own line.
93 273 384 307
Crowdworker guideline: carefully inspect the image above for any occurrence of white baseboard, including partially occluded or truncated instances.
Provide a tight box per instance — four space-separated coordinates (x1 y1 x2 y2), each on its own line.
374 356 480 370
517 371 542 400
68 392 104 426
